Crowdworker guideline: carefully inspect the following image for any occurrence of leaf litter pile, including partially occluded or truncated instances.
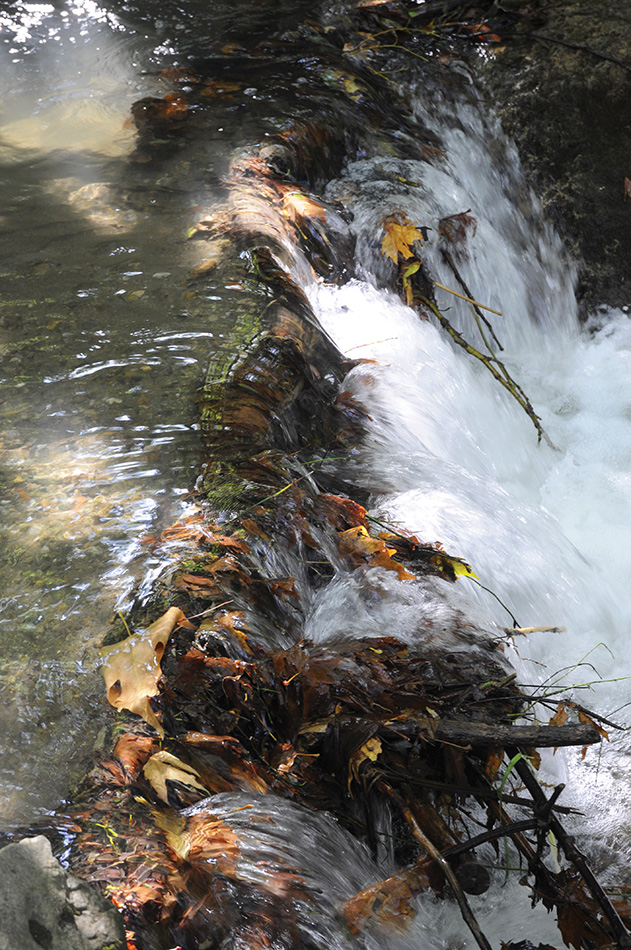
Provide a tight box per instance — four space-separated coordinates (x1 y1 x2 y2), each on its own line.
42 2 631 948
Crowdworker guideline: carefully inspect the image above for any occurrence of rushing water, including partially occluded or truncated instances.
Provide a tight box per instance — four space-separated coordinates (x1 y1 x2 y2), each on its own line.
1 0 631 944
306 83 631 880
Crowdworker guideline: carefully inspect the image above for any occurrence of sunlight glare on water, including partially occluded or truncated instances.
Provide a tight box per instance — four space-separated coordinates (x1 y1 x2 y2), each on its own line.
0 0 142 158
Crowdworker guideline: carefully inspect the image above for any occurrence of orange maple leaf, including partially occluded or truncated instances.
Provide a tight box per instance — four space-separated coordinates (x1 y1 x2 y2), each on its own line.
380 213 424 263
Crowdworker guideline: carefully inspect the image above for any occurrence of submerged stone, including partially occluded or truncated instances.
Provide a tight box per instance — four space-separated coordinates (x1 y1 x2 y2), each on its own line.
0 836 125 950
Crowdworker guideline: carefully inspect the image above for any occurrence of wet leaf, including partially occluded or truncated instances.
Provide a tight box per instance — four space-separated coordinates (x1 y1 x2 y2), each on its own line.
462 23 502 43
201 78 242 98
282 191 328 223
348 736 382 791
577 708 609 742
143 750 209 804
113 734 158 780
430 552 477 579
343 863 431 935
438 209 477 244
549 702 570 727
338 525 415 580
101 606 187 736
380 213 424 263
625 176 631 201
178 811 241 874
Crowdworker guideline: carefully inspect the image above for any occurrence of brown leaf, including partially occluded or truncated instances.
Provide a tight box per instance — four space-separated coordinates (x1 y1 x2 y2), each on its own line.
380 213 424 263
113 734 158 780
343 861 432 935
338 525 415 580
438 209 477 244
143 750 209 803
485 748 504 782
577 708 609 742
625 176 631 201
549 702 569 727
282 191 328 223
101 606 186 736
183 812 241 875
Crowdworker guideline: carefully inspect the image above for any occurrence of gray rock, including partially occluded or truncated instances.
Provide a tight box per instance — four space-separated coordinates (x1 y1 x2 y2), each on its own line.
0 836 125 950
483 0 631 312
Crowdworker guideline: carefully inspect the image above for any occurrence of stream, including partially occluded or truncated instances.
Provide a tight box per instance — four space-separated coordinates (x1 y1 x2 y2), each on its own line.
1 0 631 946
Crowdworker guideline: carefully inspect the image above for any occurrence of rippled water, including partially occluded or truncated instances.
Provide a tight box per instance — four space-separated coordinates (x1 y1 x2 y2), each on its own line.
0 0 282 822
2 10 631 949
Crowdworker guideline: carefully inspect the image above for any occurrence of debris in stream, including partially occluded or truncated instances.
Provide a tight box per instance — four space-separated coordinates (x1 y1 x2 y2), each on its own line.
68 195 625 949
36 10 631 950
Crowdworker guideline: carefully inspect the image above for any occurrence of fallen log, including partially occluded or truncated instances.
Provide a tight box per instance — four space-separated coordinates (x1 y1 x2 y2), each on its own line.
434 719 600 748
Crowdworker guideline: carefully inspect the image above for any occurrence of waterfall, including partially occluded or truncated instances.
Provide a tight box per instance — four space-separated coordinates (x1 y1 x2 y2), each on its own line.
2 2 631 947
306 73 631 877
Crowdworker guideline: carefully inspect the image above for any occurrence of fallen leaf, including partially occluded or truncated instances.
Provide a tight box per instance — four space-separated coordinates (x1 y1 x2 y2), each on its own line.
338 525 415 580
282 191 328 223
380 213 424 263
438 209 477 244
343 862 432 935
143 750 209 804
549 702 569 727
101 606 187 736
485 748 505 782
349 736 382 791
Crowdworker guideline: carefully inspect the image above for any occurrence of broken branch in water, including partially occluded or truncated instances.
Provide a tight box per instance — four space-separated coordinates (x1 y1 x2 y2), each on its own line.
418 294 554 446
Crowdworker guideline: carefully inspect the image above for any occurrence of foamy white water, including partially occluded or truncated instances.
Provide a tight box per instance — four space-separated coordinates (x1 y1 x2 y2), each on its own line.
304 77 631 889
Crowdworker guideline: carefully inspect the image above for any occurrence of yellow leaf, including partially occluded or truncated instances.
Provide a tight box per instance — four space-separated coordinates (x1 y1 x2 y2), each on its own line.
380 213 424 263
431 553 478 579
348 736 382 791
143 750 209 804
100 606 186 736
338 525 415 580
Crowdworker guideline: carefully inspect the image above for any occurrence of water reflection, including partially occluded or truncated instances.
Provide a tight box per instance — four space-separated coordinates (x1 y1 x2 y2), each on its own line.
0 0 255 822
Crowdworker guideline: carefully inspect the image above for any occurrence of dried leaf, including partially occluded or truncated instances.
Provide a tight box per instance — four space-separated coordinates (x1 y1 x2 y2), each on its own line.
624 176 631 201
101 606 187 736
380 213 424 263
143 750 209 804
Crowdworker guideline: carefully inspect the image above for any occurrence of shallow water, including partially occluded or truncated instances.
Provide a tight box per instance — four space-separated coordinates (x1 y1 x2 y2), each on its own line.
2 2 631 945
0 0 286 822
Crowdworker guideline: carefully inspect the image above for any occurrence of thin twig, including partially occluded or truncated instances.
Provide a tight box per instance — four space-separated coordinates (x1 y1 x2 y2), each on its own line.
418 295 554 447
501 29 631 74
379 781 493 950
440 248 504 347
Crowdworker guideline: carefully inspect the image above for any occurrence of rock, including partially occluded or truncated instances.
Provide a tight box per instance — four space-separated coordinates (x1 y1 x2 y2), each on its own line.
0 836 125 950
483 0 631 312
